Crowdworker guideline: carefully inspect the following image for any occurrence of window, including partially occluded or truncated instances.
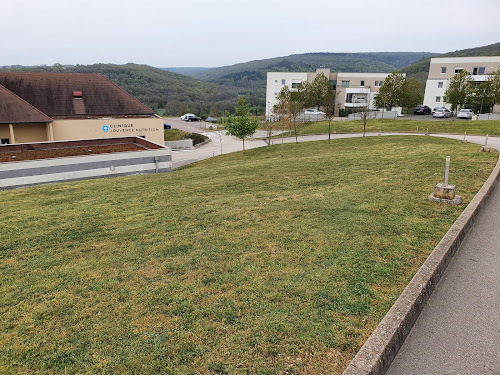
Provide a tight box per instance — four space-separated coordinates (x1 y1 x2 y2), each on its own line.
473 67 485 75
436 96 441 103
374 80 383 87
1 138 10 144
441 67 447 74
360 80 365 86
330 80 337 90
454 67 463 73
281 79 286 85
346 93 353 103
341 80 350 88
438 82 443 88
291 83 298 88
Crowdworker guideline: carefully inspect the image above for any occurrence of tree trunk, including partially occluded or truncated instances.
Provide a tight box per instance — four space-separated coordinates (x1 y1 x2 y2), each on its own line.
293 118 298 144
328 119 331 144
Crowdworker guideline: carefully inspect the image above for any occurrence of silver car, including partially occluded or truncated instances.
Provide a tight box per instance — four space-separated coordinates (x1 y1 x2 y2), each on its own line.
457 109 473 119
433 108 451 118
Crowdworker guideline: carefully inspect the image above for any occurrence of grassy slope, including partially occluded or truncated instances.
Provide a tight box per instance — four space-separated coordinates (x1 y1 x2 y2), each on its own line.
292 119 500 136
0 137 497 374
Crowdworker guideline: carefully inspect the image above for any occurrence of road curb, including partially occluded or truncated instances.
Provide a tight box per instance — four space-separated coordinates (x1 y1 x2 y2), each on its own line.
342 150 500 375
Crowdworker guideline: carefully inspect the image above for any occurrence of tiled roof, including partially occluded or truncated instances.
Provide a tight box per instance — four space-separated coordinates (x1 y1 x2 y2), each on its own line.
0 72 154 118
0 85 53 124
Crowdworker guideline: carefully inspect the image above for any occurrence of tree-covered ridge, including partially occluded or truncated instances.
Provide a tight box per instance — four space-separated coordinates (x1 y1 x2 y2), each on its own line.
0 63 238 116
193 52 434 84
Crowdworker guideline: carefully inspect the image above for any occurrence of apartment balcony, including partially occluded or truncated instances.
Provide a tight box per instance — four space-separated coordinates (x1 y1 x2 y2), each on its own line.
344 99 369 108
345 87 371 94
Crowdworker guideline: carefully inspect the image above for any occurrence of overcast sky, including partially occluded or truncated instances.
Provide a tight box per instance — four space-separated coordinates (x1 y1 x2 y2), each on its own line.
2 0 499 68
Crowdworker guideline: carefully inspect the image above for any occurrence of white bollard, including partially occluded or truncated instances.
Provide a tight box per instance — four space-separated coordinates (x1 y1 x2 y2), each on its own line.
485 134 489 146
444 156 450 185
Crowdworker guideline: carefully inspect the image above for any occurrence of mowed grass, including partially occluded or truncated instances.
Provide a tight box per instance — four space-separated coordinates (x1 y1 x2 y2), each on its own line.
0 136 497 374
292 118 500 136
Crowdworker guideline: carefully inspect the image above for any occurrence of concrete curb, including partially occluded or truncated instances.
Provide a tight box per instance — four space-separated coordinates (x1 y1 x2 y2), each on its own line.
343 151 500 375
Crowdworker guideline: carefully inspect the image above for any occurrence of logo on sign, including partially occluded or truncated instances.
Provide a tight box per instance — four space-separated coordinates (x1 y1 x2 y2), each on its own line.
102 125 109 132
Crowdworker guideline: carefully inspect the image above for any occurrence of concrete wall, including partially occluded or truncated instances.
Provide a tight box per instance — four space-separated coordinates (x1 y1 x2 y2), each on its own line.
164 139 194 149
0 147 172 190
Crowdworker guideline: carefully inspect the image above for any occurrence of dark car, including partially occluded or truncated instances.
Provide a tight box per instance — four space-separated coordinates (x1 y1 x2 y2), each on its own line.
186 115 201 122
163 123 172 129
414 105 432 115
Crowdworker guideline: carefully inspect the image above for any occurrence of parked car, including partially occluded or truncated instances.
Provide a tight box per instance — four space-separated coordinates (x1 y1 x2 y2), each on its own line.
180 113 195 120
304 109 325 115
457 109 473 119
433 108 451 118
414 105 432 115
163 123 172 129
180 113 201 121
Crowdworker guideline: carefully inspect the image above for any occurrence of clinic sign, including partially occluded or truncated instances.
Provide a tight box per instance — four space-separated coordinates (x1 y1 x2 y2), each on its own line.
101 123 160 135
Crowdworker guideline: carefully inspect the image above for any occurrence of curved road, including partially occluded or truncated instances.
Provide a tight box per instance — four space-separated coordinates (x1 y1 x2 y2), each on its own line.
167 119 500 373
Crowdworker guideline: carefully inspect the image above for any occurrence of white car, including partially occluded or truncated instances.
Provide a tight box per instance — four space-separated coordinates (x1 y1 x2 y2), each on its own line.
457 109 473 119
180 113 196 121
304 109 325 115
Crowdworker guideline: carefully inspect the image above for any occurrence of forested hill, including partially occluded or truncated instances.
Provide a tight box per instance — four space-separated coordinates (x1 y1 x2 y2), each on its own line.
190 52 434 106
402 42 500 85
193 52 435 83
0 63 237 116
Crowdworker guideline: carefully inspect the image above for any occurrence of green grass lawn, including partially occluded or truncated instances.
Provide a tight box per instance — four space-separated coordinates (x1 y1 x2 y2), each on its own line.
0 136 497 374
164 129 191 141
286 118 500 137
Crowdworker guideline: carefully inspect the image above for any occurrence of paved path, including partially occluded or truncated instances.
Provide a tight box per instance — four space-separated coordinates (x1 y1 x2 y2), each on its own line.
387 134 500 374
166 122 500 372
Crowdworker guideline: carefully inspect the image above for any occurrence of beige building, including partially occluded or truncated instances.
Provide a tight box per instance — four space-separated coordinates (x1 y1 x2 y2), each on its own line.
266 68 395 119
423 56 500 112
0 72 164 145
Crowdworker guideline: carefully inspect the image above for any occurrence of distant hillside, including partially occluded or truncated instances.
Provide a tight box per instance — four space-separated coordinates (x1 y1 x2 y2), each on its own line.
402 42 500 86
0 64 237 116
192 52 435 107
161 67 210 77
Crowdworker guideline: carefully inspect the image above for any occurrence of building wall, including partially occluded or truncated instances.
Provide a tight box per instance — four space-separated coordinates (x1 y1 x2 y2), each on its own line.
424 56 500 112
0 123 48 144
0 124 11 141
1 117 164 145
336 73 391 112
52 117 164 144
266 72 308 120
427 57 500 79
265 69 393 119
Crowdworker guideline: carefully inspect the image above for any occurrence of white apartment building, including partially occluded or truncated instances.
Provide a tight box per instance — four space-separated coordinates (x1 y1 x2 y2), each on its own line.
423 56 500 112
265 68 394 120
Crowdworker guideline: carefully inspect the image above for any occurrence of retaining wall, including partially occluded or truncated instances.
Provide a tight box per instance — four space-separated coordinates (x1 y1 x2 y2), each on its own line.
0 139 172 190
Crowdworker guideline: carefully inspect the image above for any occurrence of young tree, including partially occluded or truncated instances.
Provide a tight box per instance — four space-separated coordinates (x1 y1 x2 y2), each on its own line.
305 73 331 110
226 97 259 151
374 72 405 110
323 88 336 144
444 70 474 113
400 79 423 115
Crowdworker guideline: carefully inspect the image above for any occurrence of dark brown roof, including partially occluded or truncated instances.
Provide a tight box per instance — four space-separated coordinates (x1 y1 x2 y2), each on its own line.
0 85 53 124
0 72 154 118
